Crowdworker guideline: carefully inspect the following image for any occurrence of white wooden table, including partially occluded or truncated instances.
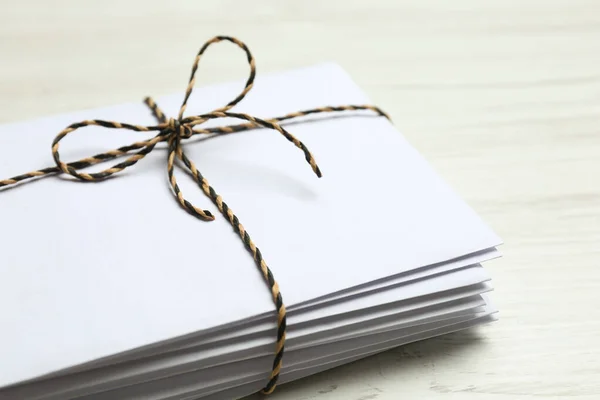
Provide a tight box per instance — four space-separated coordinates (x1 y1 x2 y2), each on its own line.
1 1 599 398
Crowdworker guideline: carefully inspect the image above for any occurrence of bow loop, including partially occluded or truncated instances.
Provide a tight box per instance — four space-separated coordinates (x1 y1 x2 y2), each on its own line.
177 36 257 122
50 120 164 182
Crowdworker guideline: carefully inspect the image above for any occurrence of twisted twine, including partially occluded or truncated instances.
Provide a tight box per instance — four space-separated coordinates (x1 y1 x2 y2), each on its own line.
0 35 389 394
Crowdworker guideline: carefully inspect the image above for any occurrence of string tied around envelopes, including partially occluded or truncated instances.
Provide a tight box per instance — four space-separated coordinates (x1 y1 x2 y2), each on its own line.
0 35 389 394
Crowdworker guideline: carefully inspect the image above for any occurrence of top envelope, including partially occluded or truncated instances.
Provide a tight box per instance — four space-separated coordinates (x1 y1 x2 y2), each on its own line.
0 62 501 386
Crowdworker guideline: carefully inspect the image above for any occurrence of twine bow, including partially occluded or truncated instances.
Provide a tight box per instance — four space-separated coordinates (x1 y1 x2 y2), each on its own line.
0 36 389 394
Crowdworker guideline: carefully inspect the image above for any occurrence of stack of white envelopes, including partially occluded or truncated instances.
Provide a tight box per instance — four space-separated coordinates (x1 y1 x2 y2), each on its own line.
0 62 502 400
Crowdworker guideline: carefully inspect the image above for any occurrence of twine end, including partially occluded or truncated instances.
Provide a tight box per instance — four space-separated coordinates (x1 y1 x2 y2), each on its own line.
204 210 216 221
315 167 323 178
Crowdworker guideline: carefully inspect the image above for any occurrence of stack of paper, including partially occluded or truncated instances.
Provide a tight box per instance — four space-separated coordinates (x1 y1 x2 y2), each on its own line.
0 62 501 399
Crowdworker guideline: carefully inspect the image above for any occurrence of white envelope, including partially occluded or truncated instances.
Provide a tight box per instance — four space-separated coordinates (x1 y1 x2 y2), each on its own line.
87 298 497 400
80 301 488 400
1 269 492 399
60 249 498 373
197 311 497 400
0 62 501 387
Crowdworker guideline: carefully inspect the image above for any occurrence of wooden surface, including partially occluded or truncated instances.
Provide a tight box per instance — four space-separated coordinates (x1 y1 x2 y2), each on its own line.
1 1 599 399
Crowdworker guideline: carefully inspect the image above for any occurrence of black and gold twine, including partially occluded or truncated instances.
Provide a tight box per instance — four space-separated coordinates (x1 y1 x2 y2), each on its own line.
0 36 389 395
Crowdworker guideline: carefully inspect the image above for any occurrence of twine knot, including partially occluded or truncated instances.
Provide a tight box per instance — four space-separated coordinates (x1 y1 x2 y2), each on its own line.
165 117 193 139
0 35 390 395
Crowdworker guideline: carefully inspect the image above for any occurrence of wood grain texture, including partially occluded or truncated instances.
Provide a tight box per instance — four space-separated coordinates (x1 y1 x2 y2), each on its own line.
1 1 599 399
